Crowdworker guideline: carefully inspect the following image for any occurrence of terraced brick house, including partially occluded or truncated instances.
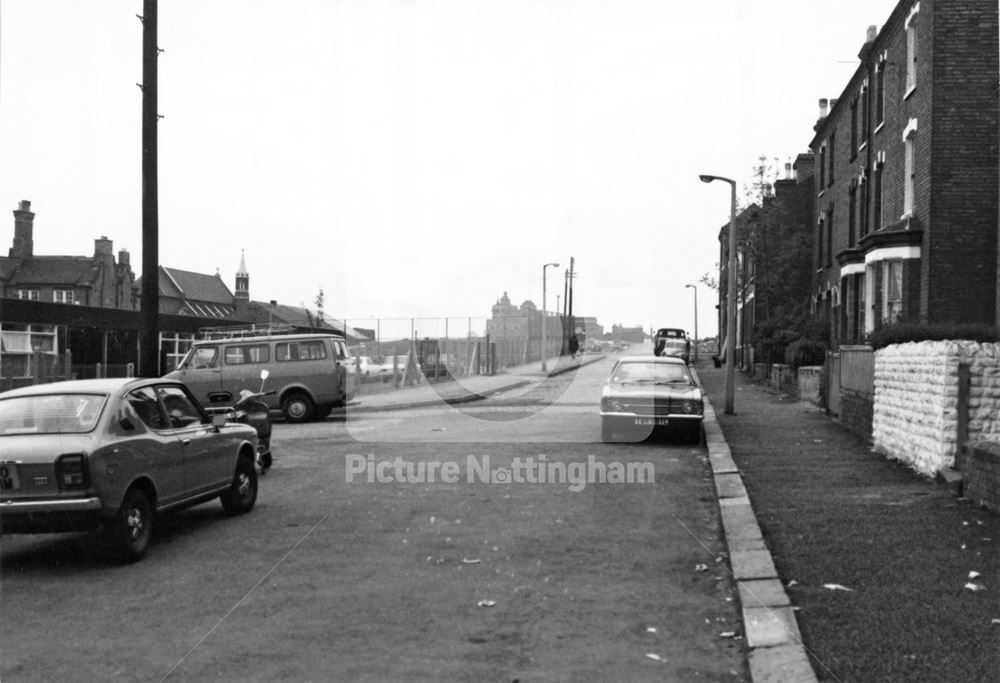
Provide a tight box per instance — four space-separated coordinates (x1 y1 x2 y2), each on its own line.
810 0 999 346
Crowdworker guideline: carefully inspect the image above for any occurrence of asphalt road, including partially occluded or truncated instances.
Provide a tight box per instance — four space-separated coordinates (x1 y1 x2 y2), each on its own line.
1 357 748 682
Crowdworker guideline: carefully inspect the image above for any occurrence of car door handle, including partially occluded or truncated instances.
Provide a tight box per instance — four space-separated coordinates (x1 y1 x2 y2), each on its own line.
181 438 191 446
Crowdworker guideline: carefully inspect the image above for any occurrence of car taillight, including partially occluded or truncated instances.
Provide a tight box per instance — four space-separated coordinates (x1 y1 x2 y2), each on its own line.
56 453 90 490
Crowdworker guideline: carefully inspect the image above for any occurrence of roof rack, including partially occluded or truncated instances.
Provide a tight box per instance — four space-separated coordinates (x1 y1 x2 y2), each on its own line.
198 323 298 339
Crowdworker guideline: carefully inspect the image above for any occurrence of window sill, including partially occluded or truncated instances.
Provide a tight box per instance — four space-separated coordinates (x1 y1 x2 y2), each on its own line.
873 122 884 135
904 85 916 100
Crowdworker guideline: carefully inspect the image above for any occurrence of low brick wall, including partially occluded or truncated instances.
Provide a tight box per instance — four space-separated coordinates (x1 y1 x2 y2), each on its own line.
963 442 1000 512
770 363 795 393
797 366 822 406
841 389 874 441
873 341 1000 476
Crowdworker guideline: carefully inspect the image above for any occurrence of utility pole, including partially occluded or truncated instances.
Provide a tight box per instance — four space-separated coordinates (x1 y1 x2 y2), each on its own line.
139 0 160 376
568 256 575 316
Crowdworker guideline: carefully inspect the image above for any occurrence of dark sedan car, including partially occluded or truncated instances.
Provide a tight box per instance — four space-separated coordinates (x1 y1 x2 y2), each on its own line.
0 377 259 562
599 355 704 443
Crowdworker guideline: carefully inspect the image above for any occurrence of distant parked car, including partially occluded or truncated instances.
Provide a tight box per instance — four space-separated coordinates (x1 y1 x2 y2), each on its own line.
347 355 375 378
658 338 690 364
653 328 690 360
0 377 259 562
378 355 410 381
600 355 703 443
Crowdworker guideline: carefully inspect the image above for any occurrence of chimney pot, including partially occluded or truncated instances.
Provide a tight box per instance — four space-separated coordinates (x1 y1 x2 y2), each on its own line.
819 98 829 118
18 200 30 211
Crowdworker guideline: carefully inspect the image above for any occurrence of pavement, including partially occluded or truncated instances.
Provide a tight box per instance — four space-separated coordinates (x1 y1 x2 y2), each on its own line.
345 352 605 412
694 363 999 683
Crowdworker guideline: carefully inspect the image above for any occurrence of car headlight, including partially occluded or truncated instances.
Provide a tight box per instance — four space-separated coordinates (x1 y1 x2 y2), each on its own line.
680 400 696 414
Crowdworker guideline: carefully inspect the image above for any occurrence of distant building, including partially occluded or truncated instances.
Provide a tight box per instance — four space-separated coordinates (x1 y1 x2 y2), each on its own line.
0 200 136 309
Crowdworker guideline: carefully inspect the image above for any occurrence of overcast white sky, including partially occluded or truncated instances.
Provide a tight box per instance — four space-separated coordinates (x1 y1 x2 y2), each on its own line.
1 0 900 339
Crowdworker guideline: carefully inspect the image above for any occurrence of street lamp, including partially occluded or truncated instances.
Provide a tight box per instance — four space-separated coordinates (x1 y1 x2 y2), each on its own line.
685 284 698 364
542 262 560 372
699 173 737 415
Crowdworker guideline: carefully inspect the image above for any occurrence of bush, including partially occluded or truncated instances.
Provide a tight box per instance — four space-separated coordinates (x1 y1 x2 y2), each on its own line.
784 338 828 369
867 323 1000 350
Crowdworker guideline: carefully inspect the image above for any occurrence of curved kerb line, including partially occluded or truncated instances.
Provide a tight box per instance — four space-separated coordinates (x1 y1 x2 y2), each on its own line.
158 513 330 682
669 512 844 683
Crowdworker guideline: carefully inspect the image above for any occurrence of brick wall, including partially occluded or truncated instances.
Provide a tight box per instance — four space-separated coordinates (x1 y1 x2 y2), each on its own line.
797 366 823 406
963 441 1000 512
925 0 999 324
841 389 874 441
873 341 1000 476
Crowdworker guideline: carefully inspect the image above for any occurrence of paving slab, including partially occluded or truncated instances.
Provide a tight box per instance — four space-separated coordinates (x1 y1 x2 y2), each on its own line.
715 473 749 499
747 644 817 683
743 607 802 648
730 549 779 580
737 579 791 608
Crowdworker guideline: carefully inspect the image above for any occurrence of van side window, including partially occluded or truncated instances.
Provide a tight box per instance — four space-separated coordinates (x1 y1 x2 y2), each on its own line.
225 344 270 365
333 340 348 359
189 347 219 369
276 340 327 362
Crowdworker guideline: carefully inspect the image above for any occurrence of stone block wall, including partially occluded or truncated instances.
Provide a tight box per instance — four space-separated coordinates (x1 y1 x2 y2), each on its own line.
873 341 1000 476
797 366 822 406
964 442 1000 512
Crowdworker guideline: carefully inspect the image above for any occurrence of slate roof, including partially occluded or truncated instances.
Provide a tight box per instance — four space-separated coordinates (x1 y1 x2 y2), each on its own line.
244 300 370 340
134 266 236 318
0 256 102 287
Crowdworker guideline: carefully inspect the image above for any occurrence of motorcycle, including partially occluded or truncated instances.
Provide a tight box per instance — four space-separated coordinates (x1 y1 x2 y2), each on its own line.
223 369 275 473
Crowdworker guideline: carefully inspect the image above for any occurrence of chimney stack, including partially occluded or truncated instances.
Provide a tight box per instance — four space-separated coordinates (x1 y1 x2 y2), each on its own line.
118 249 130 266
95 235 114 259
866 25 877 43
818 98 829 119
10 200 35 259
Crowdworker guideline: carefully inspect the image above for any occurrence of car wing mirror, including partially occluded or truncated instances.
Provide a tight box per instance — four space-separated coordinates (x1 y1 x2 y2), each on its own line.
211 413 228 429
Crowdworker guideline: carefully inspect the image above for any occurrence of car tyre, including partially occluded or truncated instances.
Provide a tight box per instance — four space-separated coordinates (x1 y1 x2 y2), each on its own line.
282 392 315 423
109 486 154 563
221 457 258 514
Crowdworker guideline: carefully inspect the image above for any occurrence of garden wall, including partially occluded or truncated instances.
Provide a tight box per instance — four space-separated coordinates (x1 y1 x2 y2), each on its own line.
873 341 1000 476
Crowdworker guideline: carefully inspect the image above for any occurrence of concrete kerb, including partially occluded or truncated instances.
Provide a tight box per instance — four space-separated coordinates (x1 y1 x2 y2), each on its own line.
691 366 818 683
348 354 606 413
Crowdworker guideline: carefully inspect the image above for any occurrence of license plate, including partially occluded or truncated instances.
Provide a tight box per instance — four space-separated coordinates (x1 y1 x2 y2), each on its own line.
634 418 671 426
0 463 20 491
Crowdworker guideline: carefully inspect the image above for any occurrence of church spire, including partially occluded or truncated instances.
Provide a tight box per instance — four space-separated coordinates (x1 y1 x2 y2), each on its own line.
235 250 249 300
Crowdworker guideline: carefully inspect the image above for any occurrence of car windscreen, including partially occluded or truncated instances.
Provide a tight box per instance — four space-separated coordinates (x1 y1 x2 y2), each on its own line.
611 362 691 384
0 393 108 435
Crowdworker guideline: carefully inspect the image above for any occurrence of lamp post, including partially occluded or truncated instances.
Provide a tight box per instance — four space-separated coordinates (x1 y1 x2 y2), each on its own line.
542 262 560 372
685 284 698 364
699 174 737 415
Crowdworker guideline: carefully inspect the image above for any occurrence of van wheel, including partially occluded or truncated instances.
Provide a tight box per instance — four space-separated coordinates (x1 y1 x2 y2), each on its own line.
282 392 314 423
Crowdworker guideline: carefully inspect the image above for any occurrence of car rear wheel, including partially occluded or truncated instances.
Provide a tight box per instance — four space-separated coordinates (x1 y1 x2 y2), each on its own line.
108 486 154 563
281 392 315 422
221 457 258 514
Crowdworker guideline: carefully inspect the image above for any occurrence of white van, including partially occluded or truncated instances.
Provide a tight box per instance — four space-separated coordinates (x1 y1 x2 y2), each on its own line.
166 333 357 422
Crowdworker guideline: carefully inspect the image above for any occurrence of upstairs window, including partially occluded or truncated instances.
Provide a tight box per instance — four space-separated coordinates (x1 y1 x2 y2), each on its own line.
826 204 835 267
848 180 858 247
873 154 885 232
903 119 918 217
827 131 836 186
905 4 920 95
53 289 75 304
849 98 858 160
818 143 826 190
875 57 887 126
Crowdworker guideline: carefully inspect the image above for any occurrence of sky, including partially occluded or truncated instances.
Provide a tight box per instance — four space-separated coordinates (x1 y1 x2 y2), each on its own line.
1 0 901 340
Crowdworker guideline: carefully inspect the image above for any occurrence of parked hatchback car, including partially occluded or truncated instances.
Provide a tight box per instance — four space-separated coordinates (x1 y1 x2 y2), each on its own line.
0 377 259 562
600 355 703 443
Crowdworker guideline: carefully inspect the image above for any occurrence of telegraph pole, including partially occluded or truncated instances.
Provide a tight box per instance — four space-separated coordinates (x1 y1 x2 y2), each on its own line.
139 0 160 376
